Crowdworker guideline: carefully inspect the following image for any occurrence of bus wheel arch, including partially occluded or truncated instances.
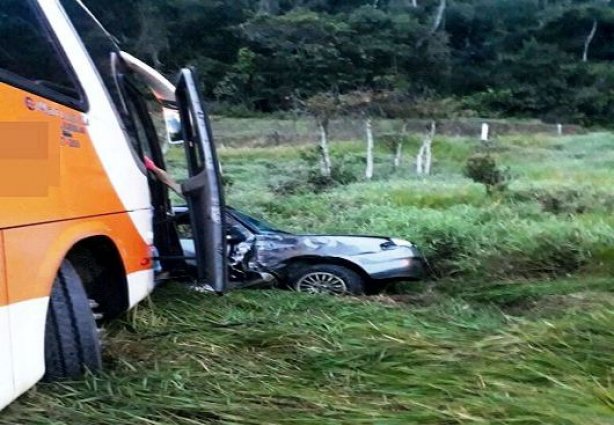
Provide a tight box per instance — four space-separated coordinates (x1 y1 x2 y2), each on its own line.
66 236 129 321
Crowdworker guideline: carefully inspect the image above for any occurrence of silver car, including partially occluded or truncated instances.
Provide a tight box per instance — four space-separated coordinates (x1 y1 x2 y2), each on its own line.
180 207 426 295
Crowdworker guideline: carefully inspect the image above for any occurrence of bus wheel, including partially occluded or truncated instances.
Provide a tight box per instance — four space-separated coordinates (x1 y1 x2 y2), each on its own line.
43 260 102 381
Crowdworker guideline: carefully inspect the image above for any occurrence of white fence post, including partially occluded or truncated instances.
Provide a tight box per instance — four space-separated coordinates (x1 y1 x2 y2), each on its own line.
481 123 490 142
365 118 374 180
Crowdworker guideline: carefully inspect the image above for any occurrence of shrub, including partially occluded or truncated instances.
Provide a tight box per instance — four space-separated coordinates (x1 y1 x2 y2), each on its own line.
268 177 309 196
267 159 359 196
464 153 510 194
294 147 360 193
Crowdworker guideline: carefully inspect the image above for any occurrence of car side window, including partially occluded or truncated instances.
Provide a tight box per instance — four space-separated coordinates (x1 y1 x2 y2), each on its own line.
226 214 252 240
0 0 82 105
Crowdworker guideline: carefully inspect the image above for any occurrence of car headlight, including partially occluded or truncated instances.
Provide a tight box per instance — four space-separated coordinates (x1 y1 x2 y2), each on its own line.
391 238 414 248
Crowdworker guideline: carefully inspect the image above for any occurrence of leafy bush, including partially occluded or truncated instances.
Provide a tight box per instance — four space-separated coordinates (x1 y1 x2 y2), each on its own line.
267 152 360 196
267 176 309 196
308 166 356 191
464 153 511 194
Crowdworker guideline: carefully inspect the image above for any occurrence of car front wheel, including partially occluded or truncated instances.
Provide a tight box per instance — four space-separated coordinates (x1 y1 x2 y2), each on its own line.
291 264 365 296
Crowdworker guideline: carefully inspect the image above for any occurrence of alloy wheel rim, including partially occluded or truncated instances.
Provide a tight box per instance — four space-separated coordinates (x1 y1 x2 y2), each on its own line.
296 272 347 295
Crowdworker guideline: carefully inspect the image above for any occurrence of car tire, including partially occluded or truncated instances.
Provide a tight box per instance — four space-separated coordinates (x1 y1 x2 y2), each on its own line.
291 264 365 295
43 260 102 382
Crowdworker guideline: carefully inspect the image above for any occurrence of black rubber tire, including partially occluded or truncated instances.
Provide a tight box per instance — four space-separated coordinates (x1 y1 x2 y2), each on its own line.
291 264 365 295
43 260 102 382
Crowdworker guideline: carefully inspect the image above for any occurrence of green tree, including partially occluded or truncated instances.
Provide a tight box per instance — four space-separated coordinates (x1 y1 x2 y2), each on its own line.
79 0 614 126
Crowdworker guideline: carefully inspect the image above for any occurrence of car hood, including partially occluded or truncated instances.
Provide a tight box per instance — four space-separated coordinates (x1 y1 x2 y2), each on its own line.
296 234 393 250
254 233 394 259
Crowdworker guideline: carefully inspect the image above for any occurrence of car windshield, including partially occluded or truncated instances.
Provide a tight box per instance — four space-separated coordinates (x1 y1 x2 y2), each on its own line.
230 209 286 235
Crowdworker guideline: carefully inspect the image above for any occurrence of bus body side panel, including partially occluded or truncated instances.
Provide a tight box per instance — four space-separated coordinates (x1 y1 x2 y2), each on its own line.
42 0 158 304
0 231 16 411
6 298 49 401
0 82 155 388
3 213 153 398
126 209 157 307
0 83 132 228
0 0 158 411
41 0 157 303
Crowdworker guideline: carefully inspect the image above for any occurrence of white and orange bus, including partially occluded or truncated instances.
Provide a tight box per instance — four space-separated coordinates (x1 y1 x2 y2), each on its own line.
0 0 227 410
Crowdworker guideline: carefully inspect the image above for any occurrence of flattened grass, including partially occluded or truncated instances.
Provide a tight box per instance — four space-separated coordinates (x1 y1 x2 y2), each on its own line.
4 281 613 424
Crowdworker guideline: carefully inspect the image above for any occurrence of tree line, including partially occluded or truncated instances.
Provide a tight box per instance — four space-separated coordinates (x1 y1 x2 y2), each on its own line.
83 0 614 126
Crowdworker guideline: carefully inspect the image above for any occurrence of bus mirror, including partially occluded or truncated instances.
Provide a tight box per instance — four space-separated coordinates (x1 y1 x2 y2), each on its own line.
163 108 184 145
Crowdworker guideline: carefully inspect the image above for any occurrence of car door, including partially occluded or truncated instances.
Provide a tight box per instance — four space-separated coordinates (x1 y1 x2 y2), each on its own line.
175 69 228 293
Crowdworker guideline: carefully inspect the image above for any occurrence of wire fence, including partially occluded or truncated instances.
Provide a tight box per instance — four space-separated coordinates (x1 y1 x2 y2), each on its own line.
210 117 584 148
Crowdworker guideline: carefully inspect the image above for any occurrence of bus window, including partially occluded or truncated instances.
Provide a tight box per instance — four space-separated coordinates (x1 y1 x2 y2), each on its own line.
0 0 83 107
58 0 125 114
123 85 154 160
59 0 160 169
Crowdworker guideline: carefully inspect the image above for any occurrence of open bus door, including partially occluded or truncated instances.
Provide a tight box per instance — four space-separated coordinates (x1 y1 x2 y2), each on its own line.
175 69 228 293
119 53 228 292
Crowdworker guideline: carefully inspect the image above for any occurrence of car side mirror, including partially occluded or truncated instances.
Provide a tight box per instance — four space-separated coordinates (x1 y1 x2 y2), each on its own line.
163 108 184 145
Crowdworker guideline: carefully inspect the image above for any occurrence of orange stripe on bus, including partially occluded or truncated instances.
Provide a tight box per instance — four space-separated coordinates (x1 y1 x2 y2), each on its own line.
3 213 150 306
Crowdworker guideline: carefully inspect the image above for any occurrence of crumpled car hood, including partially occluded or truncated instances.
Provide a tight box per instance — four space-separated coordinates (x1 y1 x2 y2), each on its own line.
254 234 393 268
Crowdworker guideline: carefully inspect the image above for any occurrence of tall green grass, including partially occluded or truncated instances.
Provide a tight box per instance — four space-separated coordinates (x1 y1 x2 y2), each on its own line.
4 282 613 424
216 132 614 281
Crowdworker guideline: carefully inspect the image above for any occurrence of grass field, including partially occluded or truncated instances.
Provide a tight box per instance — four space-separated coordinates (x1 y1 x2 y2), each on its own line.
3 132 614 424
219 132 614 280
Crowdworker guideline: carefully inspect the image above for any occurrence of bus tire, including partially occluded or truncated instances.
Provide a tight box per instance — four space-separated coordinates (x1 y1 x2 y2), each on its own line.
43 259 102 381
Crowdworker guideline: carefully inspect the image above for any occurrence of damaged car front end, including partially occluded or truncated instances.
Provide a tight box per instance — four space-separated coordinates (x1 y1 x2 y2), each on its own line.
179 207 425 295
